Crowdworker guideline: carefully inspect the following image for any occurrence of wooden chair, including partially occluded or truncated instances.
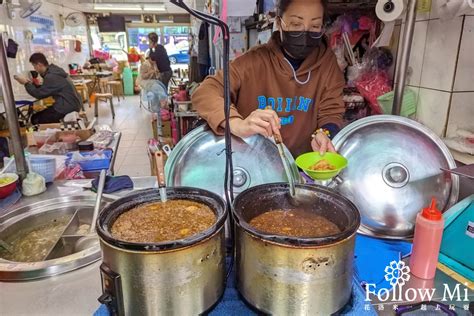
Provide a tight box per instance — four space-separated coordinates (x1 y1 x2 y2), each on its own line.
93 78 115 119
106 80 125 102
74 84 89 111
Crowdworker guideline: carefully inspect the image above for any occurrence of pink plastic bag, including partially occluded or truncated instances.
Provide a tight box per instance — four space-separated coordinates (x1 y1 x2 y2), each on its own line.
355 71 392 114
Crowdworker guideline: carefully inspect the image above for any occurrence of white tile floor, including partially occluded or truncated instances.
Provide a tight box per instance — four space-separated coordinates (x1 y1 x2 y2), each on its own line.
84 95 153 177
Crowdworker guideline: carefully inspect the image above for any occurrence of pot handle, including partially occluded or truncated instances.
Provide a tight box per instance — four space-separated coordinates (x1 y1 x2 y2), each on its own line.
327 175 344 189
99 263 125 316
154 151 166 189
162 144 172 157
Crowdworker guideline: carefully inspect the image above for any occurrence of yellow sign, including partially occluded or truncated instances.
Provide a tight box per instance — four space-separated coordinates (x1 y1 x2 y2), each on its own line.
417 0 432 13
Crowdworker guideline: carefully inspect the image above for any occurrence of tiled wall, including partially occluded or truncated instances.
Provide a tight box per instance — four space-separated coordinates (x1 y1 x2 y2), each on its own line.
402 5 474 137
0 2 90 95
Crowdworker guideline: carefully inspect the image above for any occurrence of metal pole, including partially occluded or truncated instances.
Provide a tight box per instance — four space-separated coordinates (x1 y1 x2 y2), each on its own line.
0 34 28 180
85 20 94 59
392 0 417 115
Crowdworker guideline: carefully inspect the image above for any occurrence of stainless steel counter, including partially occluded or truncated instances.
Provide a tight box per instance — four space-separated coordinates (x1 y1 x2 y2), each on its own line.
1 178 472 316
0 177 157 316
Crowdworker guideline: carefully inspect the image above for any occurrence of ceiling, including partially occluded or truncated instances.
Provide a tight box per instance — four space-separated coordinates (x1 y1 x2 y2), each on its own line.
45 0 194 14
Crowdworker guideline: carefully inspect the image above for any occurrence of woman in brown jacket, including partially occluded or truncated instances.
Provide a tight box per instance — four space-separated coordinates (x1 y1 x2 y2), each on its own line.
192 0 345 157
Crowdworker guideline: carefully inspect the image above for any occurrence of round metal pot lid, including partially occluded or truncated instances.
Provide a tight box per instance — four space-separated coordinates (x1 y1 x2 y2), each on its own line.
332 115 459 239
165 124 301 200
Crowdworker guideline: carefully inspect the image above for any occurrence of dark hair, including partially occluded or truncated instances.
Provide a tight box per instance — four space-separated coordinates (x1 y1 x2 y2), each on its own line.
29 53 49 66
148 32 159 44
276 0 328 19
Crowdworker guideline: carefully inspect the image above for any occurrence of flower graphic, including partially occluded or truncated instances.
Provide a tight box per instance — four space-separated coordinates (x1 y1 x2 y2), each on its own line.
384 260 411 287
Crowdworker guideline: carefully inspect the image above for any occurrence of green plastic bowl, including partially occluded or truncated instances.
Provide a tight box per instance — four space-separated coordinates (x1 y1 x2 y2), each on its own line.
296 152 348 181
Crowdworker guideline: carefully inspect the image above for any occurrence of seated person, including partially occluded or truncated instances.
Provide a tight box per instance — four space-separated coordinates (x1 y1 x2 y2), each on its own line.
14 53 81 125
138 55 168 113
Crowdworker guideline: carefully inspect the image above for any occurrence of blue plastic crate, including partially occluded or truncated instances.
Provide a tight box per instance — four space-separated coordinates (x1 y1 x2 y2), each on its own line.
3 156 56 183
66 150 112 171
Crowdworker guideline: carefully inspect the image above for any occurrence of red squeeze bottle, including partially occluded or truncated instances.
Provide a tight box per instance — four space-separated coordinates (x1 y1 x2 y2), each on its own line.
409 198 444 279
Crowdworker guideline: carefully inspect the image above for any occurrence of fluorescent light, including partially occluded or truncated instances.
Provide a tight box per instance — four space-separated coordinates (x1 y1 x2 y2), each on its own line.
158 18 174 23
93 4 143 11
143 4 166 12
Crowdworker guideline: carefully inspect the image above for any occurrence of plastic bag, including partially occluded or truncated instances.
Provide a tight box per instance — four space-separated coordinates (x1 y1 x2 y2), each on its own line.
62 163 85 180
39 143 68 155
87 130 114 149
22 173 46 196
355 71 392 114
71 151 107 161
333 43 348 71
443 130 474 155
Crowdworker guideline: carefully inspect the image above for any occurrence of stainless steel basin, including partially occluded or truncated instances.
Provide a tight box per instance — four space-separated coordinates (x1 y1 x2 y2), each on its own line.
0 195 114 281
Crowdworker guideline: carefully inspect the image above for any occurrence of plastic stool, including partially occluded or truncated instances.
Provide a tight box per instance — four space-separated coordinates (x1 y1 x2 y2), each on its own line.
106 81 125 102
94 93 115 119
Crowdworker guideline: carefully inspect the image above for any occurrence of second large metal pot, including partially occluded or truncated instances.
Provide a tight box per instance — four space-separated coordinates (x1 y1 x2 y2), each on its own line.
233 184 360 315
96 188 227 316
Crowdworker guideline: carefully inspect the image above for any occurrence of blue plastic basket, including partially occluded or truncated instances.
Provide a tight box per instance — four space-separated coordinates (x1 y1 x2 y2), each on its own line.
3 156 56 183
29 157 56 183
66 150 112 172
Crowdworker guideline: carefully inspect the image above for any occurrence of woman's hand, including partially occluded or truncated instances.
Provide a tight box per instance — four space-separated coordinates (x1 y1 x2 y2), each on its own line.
228 109 281 138
311 131 336 155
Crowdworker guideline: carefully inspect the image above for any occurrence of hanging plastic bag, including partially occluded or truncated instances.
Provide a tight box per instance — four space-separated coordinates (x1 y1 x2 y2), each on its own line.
355 71 392 114
74 40 82 53
6 39 19 58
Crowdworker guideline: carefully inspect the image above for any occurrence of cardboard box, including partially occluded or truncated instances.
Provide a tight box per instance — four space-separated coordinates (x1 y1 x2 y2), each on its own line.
55 129 94 142
152 118 171 139
36 117 95 132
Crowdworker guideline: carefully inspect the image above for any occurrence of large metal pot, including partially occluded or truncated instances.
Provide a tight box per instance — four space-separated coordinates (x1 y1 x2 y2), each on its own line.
96 188 227 316
233 183 360 315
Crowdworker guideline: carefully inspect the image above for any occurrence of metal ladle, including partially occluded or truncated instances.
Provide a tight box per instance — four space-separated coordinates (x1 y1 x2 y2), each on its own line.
265 108 296 197
155 150 167 202
273 133 296 197
0 239 12 254
74 169 107 252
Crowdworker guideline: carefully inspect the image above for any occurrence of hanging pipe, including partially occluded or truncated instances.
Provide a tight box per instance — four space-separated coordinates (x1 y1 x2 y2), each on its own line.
170 0 235 280
170 0 233 201
0 34 28 180
392 0 417 115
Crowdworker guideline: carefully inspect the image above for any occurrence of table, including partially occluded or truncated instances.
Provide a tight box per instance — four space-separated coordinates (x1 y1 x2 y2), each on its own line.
70 72 113 97
0 95 38 124
173 101 199 140
1 179 471 316
72 79 93 86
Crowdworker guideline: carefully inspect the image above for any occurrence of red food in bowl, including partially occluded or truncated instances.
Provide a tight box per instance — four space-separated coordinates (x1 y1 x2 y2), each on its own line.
0 174 19 199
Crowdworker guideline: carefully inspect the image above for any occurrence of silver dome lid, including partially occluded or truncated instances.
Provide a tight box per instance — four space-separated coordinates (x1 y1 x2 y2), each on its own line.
332 115 459 239
165 124 301 200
